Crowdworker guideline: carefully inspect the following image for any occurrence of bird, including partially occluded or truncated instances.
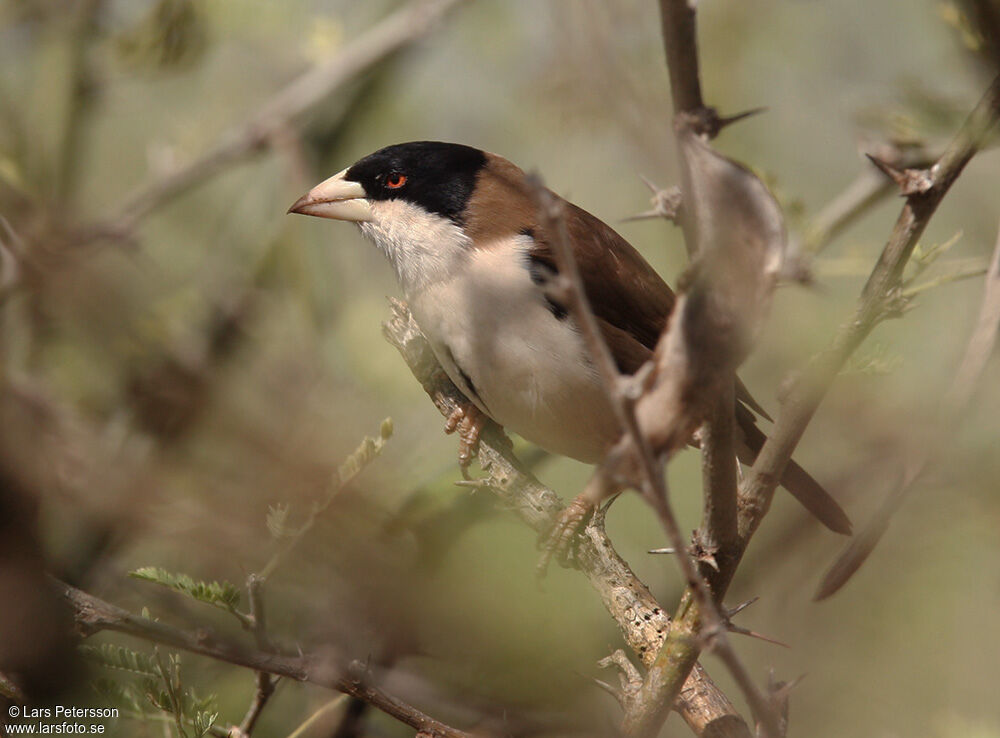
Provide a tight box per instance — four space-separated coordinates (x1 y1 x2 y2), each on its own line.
288 141 852 536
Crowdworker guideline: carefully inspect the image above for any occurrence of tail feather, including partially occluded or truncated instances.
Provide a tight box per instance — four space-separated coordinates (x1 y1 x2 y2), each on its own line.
778 457 853 535
737 407 852 535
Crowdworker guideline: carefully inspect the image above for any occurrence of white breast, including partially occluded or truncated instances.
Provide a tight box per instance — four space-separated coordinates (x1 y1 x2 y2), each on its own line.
407 239 620 463
357 200 620 462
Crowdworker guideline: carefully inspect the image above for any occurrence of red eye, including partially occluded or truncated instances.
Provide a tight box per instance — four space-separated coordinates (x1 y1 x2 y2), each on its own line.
386 173 407 189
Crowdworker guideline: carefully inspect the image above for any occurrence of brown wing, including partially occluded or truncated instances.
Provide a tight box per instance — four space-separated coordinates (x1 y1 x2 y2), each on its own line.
468 153 765 408
536 199 774 420
468 153 848 532
532 199 677 353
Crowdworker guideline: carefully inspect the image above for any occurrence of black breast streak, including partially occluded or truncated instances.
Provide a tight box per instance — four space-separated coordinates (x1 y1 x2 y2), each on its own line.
442 344 490 415
525 251 569 321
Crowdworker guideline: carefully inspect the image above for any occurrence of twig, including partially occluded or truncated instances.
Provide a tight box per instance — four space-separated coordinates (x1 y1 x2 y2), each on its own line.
901 263 988 297
50 0 103 210
257 419 392 581
802 141 935 255
77 0 469 243
284 697 349 738
816 218 1000 599
739 71 1000 549
657 0 703 118
632 67 1000 738
803 167 894 255
0 216 23 301
616 4 787 735
56 581 474 738
236 575 277 736
529 182 779 738
381 302 752 738
698 380 739 581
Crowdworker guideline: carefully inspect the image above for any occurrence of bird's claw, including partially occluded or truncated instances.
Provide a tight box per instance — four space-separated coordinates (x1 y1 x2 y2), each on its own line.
536 494 596 578
444 403 485 478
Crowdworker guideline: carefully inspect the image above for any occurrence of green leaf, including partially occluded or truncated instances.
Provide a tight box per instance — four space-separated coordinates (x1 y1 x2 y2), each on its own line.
129 566 241 611
80 643 159 677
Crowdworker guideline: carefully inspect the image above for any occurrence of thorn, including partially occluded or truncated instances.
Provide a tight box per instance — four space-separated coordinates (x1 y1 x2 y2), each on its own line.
716 106 768 131
724 596 760 619
721 596 789 647
598 492 623 514
453 478 490 489
767 670 804 730
648 547 676 554
676 105 767 139
589 674 625 704
638 174 660 194
865 153 904 183
768 671 806 703
623 180 682 223
698 551 720 571
726 622 790 649
865 153 934 195
621 209 666 223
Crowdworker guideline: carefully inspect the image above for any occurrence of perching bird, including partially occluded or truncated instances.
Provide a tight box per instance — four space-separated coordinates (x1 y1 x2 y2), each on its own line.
289 141 851 535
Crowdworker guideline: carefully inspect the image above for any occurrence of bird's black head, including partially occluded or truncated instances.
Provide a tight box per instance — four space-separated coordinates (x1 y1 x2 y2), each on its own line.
344 141 488 224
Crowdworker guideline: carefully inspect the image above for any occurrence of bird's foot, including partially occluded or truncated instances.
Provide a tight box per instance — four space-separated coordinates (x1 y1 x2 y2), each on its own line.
536 493 596 578
444 402 485 478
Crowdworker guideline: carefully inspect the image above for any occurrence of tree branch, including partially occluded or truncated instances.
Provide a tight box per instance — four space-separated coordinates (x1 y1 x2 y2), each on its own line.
56 580 474 738
631 68 1000 738
740 71 1000 548
816 218 1000 598
657 0 703 116
77 0 469 243
803 142 936 255
381 301 751 738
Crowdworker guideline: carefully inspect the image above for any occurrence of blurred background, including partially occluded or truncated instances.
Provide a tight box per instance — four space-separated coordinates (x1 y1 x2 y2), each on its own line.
0 0 998 736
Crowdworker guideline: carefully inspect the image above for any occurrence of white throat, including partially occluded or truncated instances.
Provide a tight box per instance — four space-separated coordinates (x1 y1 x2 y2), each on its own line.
358 199 471 297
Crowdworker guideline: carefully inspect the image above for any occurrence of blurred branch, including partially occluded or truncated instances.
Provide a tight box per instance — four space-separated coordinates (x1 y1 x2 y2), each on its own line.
901 262 988 297
525 176 776 738
618 4 788 736
617 121 788 737
961 0 1000 72
804 166 893 254
817 218 1000 598
50 0 103 211
740 70 1000 548
76 0 469 244
234 575 276 737
802 141 935 255
381 300 751 738
0 216 23 303
257 418 393 582
627 74 1000 724
57 581 474 738
657 0 703 118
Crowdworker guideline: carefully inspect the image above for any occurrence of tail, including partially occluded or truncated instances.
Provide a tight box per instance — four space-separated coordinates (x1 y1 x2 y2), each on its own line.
737 408 852 535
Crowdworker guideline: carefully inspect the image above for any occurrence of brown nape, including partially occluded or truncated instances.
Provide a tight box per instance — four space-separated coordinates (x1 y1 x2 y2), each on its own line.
462 154 538 245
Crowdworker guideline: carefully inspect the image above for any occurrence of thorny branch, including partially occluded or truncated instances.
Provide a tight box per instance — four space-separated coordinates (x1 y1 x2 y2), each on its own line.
816 219 1000 599
615 3 787 737
739 70 1000 549
75 0 469 244
234 575 276 737
636 67 1000 738
622 6 1000 738
381 302 751 738
802 142 935 255
57 581 474 738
